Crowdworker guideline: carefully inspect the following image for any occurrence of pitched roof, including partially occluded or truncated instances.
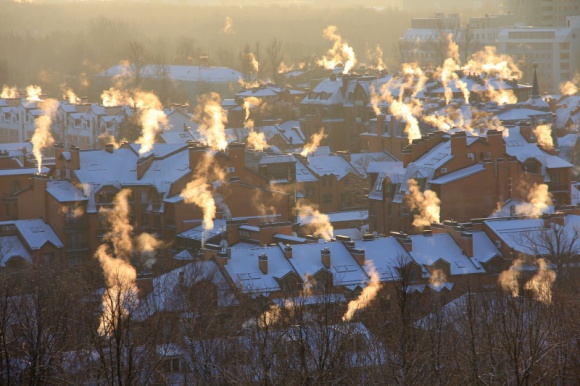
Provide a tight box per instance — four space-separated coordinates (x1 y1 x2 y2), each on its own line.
409 233 484 275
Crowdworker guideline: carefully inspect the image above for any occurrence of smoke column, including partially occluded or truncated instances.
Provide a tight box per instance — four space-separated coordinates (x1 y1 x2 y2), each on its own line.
343 261 380 321
31 99 59 174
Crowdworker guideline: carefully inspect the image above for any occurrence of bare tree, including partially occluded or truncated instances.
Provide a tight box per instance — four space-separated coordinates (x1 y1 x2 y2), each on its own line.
515 218 580 285
128 40 148 88
266 39 283 84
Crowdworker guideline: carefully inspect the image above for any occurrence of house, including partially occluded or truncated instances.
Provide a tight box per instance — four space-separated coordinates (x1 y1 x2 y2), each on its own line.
16 142 290 266
368 126 572 235
0 218 63 270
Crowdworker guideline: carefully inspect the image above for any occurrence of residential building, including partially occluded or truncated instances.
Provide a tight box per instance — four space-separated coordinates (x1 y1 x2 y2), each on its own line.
16 141 290 265
497 16 580 93
506 0 580 27
0 218 63 271
367 125 572 235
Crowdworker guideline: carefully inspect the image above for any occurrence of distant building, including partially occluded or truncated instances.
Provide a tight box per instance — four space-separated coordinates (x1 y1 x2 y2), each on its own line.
506 0 580 27
399 13 463 67
497 16 580 93
95 64 243 104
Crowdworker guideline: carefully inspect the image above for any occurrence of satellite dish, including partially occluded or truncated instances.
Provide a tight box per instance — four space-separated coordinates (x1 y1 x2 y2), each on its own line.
372 231 378 238
219 239 228 251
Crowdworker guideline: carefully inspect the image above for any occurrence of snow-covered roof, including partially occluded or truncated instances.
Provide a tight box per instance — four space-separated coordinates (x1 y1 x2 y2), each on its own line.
0 142 33 156
46 180 87 203
409 233 484 275
301 77 344 106
333 228 363 240
298 210 367 226
306 154 361 180
485 215 580 257
505 127 572 174
0 219 63 250
471 231 503 264
287 241 369 289
0 167 48 177
430 163 486 185
178 219 227 242
496 107 551 122
295 159 318 183
350 152 398 176
353 237 414 281
259 155 295 165
135 260 236 321
224 245 299 297
100 64 242 83
0 235 31 267
484 217 548 256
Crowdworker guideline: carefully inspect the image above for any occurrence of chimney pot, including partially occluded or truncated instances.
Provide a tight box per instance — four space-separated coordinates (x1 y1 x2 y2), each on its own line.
259 253 268 274
321 247 331 269
283 244 293 259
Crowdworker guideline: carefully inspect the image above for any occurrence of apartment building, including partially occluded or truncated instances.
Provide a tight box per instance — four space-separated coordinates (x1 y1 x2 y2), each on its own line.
497 16 580 93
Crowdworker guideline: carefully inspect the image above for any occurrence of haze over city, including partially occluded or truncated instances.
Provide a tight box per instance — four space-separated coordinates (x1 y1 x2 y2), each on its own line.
0 0 579 384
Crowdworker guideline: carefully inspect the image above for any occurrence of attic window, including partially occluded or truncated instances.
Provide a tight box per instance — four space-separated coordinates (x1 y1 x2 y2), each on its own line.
467 152 475 161
440 168 448 174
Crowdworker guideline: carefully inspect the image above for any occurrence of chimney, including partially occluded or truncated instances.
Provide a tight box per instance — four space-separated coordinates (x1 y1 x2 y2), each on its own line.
228 142 246 170
351 248 366 266
402 147 413 167
338 150 351 163
450 131 467 156
321 247 331 269
403 237 412 252
216 249 229 266
54 143 65 172
259 253 268 274
459 232 474 258
69 145 80 170
136 273 153 297
283 244 293 259
188 141 207 171
376 113 386 134
54 143 64 160
136 154 154 180
487 129 503 149
105 143 115 153
520 123 533 143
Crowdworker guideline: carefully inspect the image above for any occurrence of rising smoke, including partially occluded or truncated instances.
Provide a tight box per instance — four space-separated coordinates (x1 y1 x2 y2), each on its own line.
406 178 441 229
342 261 380 321
317 25 357 75
31 98 59 174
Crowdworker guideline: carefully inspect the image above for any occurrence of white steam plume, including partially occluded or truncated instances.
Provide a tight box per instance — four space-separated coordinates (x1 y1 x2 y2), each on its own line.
296 202 334 241
31 99 59 174
406 178 440 229
317 25 357 75
194 93 229 151
514 183 552 217
343 261 380 321
300 129 327 157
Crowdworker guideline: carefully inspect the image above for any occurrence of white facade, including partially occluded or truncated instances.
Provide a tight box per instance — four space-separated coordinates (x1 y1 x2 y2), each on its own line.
497 16 580 93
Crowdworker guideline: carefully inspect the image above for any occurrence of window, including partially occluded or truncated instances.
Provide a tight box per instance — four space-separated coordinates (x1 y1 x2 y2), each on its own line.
306 187 315 197
163 357 182 373
467 152 475 161
374 176 384 191
9 180 20 194
323 193 333 203
440 168 447 174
